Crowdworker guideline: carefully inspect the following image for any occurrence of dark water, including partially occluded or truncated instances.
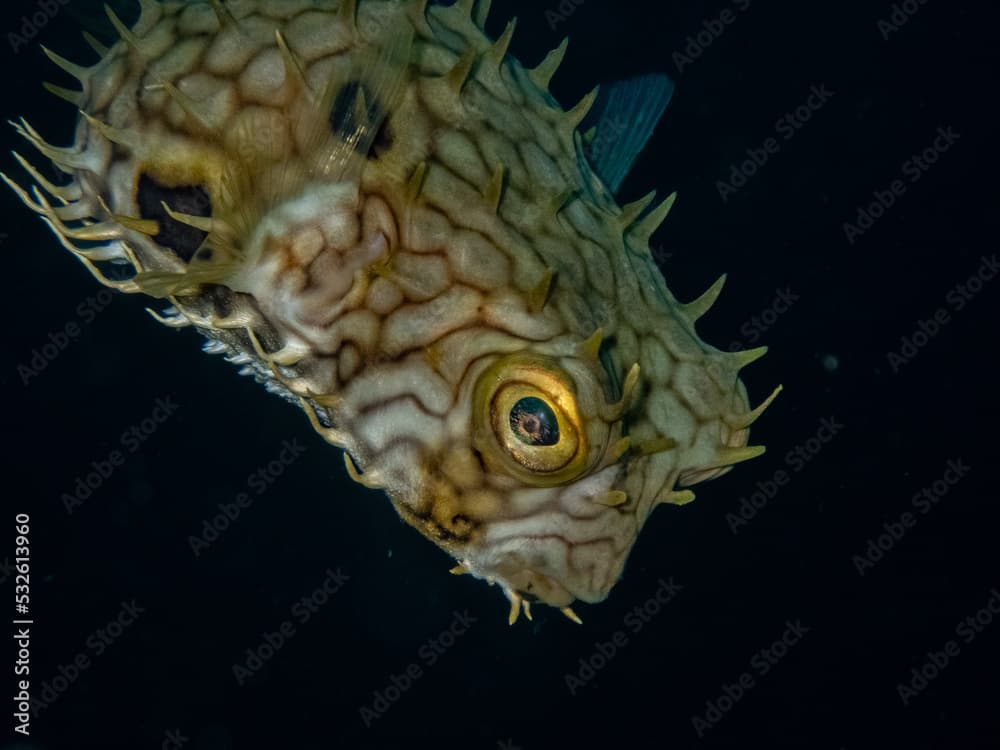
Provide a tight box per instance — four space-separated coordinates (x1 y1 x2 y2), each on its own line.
1 0 998 748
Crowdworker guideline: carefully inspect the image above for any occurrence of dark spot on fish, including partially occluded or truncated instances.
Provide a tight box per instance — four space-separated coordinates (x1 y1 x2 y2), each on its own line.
329 79 393 159
470 447 489 474
136 173 211 262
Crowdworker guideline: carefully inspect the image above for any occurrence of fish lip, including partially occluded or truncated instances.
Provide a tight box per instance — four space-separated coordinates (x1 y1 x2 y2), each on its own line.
459 546 589 609
463 464 626 606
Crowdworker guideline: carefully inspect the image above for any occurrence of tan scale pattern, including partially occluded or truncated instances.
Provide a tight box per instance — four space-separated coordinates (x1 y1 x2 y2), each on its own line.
4 0 780 623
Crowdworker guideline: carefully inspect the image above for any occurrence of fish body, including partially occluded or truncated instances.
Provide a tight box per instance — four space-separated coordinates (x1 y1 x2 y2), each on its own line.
5 0 779 623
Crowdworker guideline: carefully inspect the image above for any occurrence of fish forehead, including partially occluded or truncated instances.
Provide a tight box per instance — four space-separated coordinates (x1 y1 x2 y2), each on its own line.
6 0 777 619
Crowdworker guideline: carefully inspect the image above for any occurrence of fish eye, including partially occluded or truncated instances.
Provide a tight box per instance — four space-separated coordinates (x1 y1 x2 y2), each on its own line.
509 397 559 447
473 354 590 486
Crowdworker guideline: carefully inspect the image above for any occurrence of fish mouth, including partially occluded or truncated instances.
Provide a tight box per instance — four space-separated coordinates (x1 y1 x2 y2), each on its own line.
498 567 577 609
467 562 581 625
457 546 591 617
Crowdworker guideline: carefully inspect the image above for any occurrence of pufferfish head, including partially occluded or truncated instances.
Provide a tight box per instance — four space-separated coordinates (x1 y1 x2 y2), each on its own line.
4 0 780 624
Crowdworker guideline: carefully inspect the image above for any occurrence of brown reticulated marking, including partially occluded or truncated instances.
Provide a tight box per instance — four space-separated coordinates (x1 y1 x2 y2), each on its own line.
225 106 293 161
399 204 453 253
418 161 486 232
672 359 727 423
480 288 563 341
321 308 381 357
284 9 355 61
381 285 482 357
338 342 362 383
386 252 451 302
433 129 489 189
365 276 404 316
240 47 295 107
576 238 614 299
90 56 128 115
519 100 565 162
135 14 177 59
354 398 444 459
614 325 642 375
174 71 233 111
646 386 698 450
641 335 674 387
444 229 512 292
204 20 261 75
463 73 531 142
165 77 240 132
150 37 208 80
423 327 524 386
342 355 453 417
518 141 564 193
177 3 221 36
475 128 527 191
256 1 319 21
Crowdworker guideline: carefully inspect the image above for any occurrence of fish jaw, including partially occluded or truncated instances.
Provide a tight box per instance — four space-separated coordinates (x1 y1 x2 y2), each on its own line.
452 462 634 609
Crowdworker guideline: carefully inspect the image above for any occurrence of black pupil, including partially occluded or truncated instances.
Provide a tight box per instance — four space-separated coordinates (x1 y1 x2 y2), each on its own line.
136 173 211 262
509 397 559 447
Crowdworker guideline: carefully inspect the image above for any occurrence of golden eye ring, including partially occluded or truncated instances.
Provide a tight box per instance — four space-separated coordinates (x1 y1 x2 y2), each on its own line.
472 354 590 486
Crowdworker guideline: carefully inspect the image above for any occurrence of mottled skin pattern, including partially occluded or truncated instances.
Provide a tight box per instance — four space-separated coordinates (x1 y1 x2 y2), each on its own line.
5 0 779 622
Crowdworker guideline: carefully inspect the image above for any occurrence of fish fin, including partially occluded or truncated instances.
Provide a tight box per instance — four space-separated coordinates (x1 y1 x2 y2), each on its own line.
308 16 413 184
581 73 674 195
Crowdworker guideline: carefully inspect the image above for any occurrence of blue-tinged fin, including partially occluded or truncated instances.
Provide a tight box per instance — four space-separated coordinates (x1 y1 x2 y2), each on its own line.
580 74 675 195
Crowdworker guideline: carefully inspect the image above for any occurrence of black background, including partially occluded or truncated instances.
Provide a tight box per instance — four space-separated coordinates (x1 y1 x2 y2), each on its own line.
1 0 998 748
